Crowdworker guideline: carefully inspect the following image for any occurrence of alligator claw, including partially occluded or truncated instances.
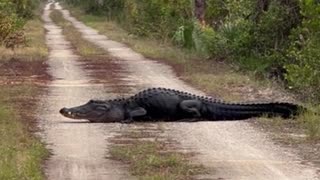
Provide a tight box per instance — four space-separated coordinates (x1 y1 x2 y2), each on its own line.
121 119 133 124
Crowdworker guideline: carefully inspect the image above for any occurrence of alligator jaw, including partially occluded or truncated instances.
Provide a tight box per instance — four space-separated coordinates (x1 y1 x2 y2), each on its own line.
59 107 82 119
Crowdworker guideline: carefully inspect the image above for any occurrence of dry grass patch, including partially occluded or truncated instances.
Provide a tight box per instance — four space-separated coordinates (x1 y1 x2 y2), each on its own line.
185 72 255 101
298 110 320 141
109 130 205 180
0 19 48 62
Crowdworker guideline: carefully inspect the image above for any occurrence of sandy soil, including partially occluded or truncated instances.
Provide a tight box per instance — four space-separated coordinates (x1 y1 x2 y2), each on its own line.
0 58 50 85
40 1 320 179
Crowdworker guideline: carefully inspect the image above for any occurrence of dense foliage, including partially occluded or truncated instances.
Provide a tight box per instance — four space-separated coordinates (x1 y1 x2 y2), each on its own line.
63 0 319 100
285 1 320 99
0 0 40 42
63 0 195 47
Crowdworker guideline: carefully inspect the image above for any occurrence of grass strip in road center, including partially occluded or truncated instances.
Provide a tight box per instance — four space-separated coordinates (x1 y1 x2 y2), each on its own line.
109 127 206 180
50 10 107 57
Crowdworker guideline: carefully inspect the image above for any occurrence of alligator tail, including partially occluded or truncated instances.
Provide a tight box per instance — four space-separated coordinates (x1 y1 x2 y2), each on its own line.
209 102 303 120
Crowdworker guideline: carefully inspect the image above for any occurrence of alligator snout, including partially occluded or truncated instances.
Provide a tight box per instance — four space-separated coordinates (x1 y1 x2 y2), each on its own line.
59 107 74 118
60 107 86 119
59 107 68 115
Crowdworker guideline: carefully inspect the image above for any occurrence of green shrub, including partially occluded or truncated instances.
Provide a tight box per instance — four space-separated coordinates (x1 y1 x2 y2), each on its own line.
0 0 40 43
193 24 228 58
64 0 194 46
204 0 228 27
285 1 320 100
0 1 22 42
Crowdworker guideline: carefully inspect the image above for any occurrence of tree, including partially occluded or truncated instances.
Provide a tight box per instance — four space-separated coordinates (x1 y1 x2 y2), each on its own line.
195 0 206 26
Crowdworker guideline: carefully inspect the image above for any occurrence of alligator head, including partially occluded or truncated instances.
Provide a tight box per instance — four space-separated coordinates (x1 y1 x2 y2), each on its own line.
59 100 125 122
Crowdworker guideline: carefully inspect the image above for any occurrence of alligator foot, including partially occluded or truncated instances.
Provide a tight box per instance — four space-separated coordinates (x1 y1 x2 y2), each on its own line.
120 118 134 124
177 118 199 122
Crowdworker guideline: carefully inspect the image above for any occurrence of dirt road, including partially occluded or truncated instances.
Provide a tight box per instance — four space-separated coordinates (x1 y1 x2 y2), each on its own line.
38 3 133 179
38 1 319 179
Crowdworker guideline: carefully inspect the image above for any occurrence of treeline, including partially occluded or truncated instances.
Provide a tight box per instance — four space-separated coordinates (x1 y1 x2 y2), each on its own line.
0 0 40 42
64 0 319 101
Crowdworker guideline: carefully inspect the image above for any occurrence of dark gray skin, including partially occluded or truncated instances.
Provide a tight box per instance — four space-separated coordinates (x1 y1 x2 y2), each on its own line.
59 87 302 123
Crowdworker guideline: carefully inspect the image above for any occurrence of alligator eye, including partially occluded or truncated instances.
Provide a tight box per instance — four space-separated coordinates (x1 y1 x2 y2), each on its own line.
89 100 94 103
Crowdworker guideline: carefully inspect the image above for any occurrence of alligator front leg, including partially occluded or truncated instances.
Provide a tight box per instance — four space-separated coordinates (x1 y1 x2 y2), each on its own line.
122 107 147 123
179 100 202 118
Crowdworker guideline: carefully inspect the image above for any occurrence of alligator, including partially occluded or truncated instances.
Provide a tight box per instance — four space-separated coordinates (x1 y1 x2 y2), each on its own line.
59 87 302 123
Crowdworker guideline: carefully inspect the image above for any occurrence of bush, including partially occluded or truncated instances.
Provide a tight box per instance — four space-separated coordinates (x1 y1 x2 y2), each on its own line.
64 0 194 47
0 0 39 43
285 1 320 100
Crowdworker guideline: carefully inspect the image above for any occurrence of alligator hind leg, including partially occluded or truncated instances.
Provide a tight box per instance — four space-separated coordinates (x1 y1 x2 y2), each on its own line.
179 100 202 118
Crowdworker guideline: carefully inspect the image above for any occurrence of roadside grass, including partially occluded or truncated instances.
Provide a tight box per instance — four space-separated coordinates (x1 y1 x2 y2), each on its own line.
110 130 205 180
0 85 48 179
49 10 106 57
0 18 48 62
0 5 49 179
257 107 320 141
298 109 320 141
185 71 256 101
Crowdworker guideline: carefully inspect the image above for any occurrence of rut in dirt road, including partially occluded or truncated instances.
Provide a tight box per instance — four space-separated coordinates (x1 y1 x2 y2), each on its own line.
53 2 320 179
38 2 133 179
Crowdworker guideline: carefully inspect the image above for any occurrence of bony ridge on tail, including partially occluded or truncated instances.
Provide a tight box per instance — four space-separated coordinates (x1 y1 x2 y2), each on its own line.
59 87 304 123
